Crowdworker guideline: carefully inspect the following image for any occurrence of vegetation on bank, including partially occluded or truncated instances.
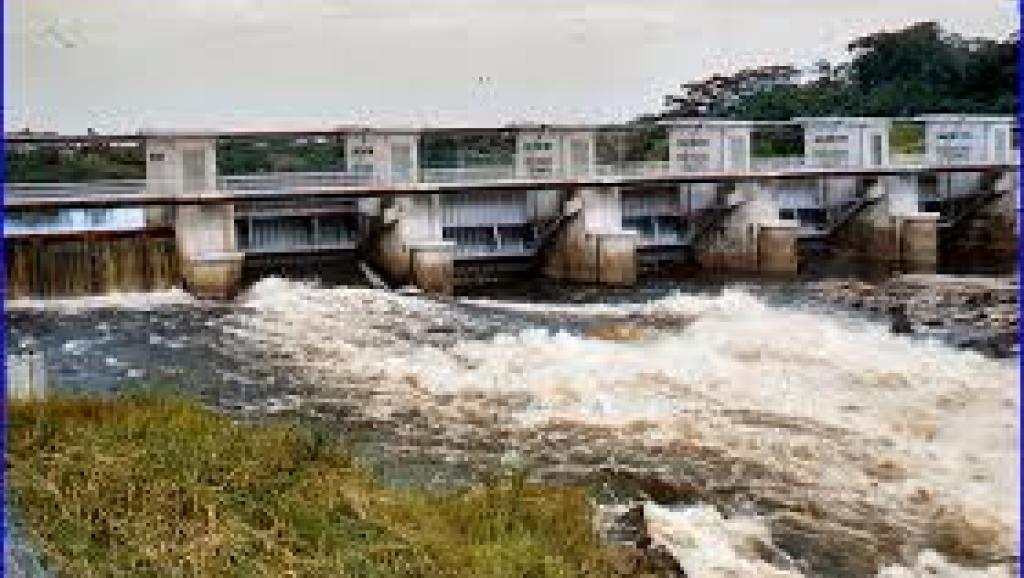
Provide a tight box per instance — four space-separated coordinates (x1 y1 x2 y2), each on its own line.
727 22 1017 121
7 397 633 578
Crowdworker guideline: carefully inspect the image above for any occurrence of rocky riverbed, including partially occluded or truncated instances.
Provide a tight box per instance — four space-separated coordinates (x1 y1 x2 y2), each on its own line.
807 275 1018 358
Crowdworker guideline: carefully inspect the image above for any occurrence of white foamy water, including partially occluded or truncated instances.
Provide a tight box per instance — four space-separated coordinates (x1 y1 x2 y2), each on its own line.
6 288 195 313
644 503 1014 578
224 278 1018 577
876 550 1015 578
644 503 802 578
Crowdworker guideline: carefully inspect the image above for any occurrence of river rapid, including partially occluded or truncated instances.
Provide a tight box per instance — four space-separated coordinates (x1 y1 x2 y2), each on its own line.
7 277 1018 578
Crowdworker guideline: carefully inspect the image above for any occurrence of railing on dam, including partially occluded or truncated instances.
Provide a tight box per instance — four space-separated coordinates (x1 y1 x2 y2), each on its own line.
421 166 518 183
5 155 1018 203
890 153 928 166
220 172 371 190
595 161 673 177
7 180 149 197
750 157 806 171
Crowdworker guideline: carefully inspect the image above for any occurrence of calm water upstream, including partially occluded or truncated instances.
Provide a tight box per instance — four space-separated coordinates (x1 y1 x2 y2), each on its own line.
6 275 1018 578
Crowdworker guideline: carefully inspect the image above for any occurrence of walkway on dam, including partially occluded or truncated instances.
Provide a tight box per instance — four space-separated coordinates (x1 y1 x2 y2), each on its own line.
6 160 1018 211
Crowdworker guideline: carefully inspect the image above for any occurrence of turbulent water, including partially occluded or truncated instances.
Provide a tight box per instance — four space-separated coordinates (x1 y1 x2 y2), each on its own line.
7 277 1019 578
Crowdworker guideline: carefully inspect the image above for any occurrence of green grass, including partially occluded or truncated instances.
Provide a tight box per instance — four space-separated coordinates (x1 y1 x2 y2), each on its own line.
7 397 634 578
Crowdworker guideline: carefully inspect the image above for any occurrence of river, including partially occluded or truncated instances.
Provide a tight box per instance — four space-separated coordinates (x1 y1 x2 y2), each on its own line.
6 275 1018 578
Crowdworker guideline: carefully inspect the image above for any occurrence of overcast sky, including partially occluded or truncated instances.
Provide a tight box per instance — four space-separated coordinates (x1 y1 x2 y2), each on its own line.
4 0 1018 133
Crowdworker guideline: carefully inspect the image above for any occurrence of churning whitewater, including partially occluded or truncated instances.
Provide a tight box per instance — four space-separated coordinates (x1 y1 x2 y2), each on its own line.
213 278 1018 578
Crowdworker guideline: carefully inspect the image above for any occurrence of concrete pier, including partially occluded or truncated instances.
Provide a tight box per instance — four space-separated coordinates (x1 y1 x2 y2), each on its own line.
940 169 1019 263
179 249 244 299
351 131 460 295
409 241 456 295
833 175 939 271
543 188 638 285
370 195 456 295
147 135 242 299
757 223 800 275
985 171 1019 259
899 214 939 272
696 182 799 275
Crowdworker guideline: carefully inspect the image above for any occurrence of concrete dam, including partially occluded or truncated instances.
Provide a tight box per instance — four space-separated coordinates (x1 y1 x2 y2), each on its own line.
6 115 1019 299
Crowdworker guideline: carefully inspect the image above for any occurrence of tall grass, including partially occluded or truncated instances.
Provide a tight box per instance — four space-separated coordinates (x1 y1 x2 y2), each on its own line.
7 397 632 578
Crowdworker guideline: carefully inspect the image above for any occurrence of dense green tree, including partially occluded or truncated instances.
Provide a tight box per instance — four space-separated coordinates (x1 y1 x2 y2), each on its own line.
728 22 1016 120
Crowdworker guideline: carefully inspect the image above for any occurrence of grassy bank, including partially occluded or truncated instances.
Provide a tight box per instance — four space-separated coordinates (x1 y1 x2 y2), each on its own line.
7 397 633 577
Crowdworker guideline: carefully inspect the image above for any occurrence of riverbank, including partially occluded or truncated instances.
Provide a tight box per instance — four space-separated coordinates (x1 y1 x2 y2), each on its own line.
7 396 654 577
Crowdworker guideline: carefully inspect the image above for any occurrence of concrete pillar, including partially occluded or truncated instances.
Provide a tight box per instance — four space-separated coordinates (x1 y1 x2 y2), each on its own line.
758 223 799 275
834 175 939 271
900 215 938 272
409 241 456 295
886 175 939 272
370 194 455 295
595 232 638 284
353 131 456 295
516 127 638 284
543 188 637 285
345 130 420 184
175 205 244 299
941 169 1019 263
695 181 799 275
146 135 242 299
984 171 1019 259
350 131 419 256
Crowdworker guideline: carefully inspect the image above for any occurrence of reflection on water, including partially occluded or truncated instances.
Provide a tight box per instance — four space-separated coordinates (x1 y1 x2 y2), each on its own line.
6 278 1019 577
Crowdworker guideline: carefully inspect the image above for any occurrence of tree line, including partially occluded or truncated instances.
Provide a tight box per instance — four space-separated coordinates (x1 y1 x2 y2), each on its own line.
728 22 1016 121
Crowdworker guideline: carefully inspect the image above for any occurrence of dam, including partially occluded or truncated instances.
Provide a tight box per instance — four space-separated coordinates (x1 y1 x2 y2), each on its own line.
5 114 1019 298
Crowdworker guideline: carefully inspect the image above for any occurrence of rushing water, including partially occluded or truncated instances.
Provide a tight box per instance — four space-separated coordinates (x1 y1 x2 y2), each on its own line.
6 277 1018 578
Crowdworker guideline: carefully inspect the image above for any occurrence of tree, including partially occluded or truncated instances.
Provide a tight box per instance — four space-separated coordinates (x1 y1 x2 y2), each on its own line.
678 21 1017 122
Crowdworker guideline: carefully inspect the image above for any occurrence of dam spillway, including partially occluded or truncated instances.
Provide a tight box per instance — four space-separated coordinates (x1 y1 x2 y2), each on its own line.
5 115 1019 299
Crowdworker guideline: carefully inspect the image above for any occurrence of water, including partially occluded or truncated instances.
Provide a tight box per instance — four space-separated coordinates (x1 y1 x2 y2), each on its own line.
6 277 1018 577
5 234 179 299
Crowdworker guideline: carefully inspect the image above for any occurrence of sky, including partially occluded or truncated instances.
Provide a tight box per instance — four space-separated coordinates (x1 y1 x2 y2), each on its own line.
3 0 1018 133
